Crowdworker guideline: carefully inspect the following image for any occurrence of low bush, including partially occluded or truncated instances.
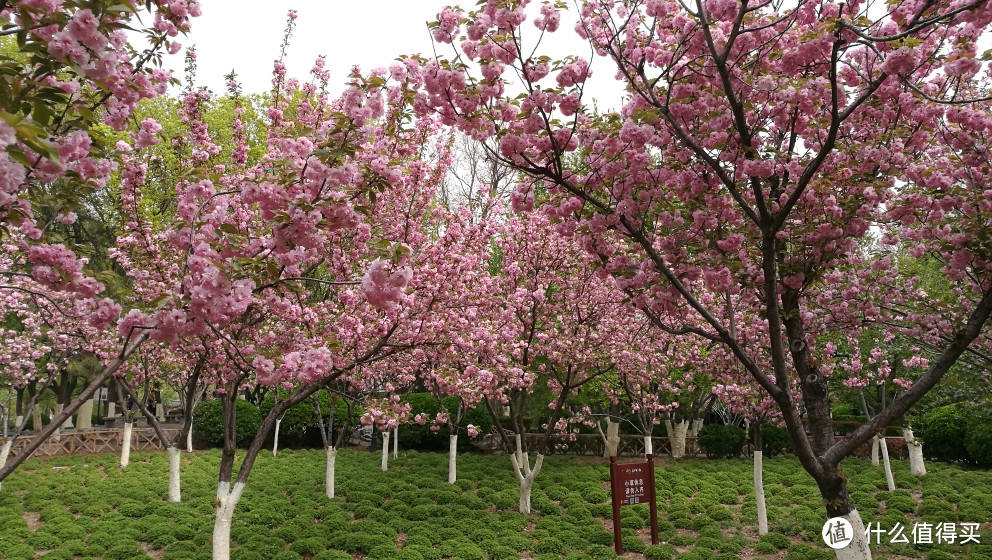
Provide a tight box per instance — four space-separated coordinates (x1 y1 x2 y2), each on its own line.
622 535 648 553
192 399 262 448
755 423 792 457
758 532 791 550
697 424 746 459
965 422 992 466
915 404 970 463
644 544 678 560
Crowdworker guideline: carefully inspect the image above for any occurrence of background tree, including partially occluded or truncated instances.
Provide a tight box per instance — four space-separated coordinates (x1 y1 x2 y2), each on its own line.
418 2 992 557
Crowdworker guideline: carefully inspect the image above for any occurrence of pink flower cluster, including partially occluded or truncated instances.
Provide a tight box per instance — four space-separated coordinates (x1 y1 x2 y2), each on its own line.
361 260 413 311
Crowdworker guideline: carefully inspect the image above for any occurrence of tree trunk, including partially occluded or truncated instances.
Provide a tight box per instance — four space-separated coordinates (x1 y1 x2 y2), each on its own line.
668 420 689 458
272 417 282 457
187 427 193 453
871 435 879 466
754 450 768 535
448 434 458 484
380 430 389 471
879 437 895 491
167 446 181 503
120 421 133 469
31 406 42 433
76 399 94 430
816 472 872 559
0 439 11 491
688 418 700 438
393 426 398 458
107 401 116 420
832 510 872 560
903 428 926 477
644 434 653 458
14 388 24 430
325 447 336 499
509 434 544 514
212 481 245 560
754 425 768 535
56 403 73 429
602 419 620 457
511 452 544 515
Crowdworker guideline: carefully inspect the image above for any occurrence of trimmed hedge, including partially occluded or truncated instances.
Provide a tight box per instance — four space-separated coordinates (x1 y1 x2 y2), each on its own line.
916 403 992 465
916 404 970 463
697 424 746 459
398 393 492 451
192 399 262 448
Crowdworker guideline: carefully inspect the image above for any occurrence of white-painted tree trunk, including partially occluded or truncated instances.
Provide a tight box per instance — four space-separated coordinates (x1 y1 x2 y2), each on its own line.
871 435 880 466
602 419 620 457
448 434 458 484
834 509 872 560
107 401 116 419
380 431 389 471
120 421 133 469
212 481 245 560
31 407 42 432
14 414 23 429
688 419 700 438
167 446 181 503
56 404 73 429
325 447 336 499
509 435 543 514
0 439 12 491
510 452 544 515
754 450 768 535
76 399 94 430
667 420 689 458
186 427 193 453
903 428 926 477
272 418 282 457
879 437 895 491
393 427 398 459
644 434 653 458
156 403 166 422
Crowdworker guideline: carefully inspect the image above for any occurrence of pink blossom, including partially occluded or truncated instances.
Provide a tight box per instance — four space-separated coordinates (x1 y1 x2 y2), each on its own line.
134 118 162 148
361 259 413 311
0 120 15 147
87 298 121 328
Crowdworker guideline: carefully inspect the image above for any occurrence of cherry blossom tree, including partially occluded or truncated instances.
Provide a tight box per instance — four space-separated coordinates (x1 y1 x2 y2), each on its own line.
479 212 628 513
0 0 198 482
418 2 992 556
312 380 367 499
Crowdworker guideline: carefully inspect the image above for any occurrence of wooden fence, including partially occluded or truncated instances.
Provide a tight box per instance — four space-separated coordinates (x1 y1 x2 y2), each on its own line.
501 433 899 460
0 427 181 461
2 428 902 461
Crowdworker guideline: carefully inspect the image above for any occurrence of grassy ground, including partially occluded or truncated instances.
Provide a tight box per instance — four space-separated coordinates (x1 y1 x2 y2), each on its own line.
0 448 989 560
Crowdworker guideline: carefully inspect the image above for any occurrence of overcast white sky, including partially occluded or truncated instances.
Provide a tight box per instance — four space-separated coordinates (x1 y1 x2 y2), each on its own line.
170 1 626 109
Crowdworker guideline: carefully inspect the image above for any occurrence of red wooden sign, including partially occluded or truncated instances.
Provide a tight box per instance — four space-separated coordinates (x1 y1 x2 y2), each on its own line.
609 455 659 554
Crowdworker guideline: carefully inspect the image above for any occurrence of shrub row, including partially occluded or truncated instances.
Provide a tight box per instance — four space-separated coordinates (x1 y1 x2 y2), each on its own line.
915 403 992 466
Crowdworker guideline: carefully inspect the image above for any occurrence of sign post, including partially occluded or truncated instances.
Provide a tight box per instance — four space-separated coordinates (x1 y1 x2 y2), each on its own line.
609 454 659 554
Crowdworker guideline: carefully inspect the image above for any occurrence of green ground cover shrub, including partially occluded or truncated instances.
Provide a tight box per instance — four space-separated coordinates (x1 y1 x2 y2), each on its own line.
2 450 990 560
